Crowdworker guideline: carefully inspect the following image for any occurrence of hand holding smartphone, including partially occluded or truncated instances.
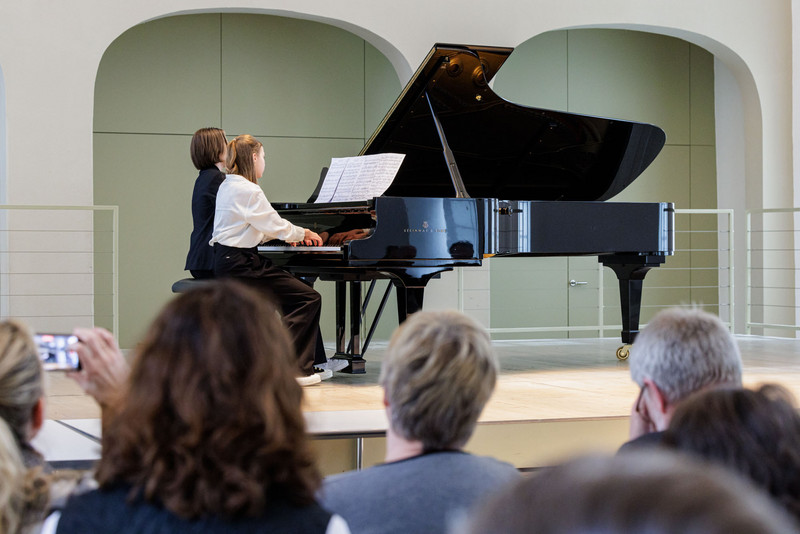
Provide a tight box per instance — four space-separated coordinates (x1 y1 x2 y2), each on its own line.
34 333 80 371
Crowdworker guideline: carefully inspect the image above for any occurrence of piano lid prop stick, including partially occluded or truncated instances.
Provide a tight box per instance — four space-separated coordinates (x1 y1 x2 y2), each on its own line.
424 91 470 199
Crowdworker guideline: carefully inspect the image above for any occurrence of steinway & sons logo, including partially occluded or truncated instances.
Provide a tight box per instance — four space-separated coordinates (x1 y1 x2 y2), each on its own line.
404 220 446 233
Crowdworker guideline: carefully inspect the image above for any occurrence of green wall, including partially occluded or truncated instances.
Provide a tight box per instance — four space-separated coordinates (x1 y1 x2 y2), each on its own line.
93 14 401 348
94 21 716 348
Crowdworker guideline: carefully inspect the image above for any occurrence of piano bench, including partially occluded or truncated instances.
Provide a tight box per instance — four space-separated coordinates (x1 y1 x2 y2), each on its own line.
171 278 214 293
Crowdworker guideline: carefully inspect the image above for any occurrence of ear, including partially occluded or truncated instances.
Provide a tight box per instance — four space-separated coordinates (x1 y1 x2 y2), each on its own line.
29 397 45 439
382 390 390 409
643 378 673 428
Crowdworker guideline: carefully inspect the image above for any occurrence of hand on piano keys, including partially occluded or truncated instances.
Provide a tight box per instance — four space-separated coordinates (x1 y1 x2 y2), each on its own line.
297 228 323 247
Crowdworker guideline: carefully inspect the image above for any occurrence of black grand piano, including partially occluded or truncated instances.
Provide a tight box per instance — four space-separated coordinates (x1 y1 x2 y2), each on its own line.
260 43 674 371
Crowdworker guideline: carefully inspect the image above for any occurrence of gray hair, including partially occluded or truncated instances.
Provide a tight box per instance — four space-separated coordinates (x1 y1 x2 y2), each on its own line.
379 310 498 450
629 307 742 404
465 451 798 534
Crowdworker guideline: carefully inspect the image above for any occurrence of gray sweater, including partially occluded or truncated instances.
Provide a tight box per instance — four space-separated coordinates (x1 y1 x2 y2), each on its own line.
319 451 519 534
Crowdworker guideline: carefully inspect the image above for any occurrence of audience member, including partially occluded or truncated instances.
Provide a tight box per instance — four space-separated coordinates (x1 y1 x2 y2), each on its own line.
0 319 121 532
621 306 742 451
51 280 349 533
319 310 519 534
0 319 56 469
464 450 799 534
0 417 50 533
663 383 800 522
0 318 127 472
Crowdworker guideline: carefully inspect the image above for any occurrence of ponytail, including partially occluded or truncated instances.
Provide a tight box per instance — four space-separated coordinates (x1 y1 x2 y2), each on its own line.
226 135 262 183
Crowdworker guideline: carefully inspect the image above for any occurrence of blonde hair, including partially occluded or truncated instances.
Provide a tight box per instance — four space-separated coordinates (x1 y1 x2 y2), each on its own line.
226 134 263 183
0 418 49 534
0 320 44 445
379 310 497 450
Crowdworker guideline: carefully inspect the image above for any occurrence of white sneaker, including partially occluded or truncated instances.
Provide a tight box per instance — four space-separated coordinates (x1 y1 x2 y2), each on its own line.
318 358 349 373
314 368 333 381
296 374 322 386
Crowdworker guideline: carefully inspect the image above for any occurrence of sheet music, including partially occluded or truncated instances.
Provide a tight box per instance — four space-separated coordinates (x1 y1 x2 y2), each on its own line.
314 153 405 203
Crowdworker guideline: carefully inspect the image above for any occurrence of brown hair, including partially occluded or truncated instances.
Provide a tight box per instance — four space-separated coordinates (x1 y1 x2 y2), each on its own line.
226 134 263 183
189 127 227 170
664 384 800 521
95 280 320 519
379 310 497 450
0 320 43 446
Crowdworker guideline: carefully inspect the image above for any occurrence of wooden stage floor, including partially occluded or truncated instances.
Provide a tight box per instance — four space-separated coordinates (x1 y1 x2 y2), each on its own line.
46 334 800 421
41 335 800 471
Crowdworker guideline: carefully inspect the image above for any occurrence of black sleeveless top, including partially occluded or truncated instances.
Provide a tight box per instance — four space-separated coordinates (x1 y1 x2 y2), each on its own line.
56 485 332 534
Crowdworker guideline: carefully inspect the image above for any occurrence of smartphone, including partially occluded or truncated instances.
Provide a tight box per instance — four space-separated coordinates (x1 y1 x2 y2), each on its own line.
34 333 80 371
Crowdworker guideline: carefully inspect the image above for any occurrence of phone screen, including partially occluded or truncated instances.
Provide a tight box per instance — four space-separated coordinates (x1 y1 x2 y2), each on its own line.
34 333 80 371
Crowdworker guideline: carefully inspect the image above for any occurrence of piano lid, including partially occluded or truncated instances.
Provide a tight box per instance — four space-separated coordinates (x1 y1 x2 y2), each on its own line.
361 44 666 201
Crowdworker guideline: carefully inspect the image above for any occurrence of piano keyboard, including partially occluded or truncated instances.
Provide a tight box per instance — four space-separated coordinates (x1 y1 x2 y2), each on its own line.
257 245 343 254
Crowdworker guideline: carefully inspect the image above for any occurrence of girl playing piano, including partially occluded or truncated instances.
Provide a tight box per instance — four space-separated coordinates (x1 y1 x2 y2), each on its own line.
184 127 227 279
211 134 325 386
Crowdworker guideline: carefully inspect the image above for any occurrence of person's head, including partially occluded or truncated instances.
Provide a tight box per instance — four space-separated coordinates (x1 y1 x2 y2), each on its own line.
226 134 265 183
96 279 319 519
379 310 497 451
0 417 49 534
189 127 227 171
664 384 800 521
629 307 742 428
0 320 45 447
465 451 799 534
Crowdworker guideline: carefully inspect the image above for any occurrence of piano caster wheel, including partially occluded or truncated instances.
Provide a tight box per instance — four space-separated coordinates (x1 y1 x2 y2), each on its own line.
616 345 631 361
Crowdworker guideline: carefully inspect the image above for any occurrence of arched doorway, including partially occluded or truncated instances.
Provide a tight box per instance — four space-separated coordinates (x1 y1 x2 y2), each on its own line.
93 12 402 348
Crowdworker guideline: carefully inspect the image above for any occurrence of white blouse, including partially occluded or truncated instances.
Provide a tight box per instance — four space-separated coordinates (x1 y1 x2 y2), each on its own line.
210 174 305 248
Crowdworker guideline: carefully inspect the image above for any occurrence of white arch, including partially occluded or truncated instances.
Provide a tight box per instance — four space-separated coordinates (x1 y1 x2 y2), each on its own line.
127 7 414 82
93 7 769 211
94 10 767 333
0 0 789 333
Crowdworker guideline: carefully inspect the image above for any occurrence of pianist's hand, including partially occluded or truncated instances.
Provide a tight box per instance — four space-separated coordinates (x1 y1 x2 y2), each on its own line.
67 327 130 411
326 228 370 246
297 228 323 247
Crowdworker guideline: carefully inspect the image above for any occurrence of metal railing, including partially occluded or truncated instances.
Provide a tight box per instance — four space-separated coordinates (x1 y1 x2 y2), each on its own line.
746 208 800 335
0 205 119 336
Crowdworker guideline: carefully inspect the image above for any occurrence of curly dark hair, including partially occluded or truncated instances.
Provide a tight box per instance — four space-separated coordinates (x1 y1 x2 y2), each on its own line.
95 279 320 519
664 384 800 522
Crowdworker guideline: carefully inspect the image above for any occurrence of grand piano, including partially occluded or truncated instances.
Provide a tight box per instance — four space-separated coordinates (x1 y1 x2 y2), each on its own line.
260 43 674 371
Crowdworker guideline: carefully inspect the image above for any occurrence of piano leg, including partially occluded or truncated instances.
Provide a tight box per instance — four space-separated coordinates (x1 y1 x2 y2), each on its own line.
391 268 448 322
333 281 366 374
599 254 666 345
330 269 447 372
394 283 425 323
335 281 347 355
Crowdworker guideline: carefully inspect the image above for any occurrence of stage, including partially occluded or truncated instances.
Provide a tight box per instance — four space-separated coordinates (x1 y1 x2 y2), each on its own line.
38 335 800 473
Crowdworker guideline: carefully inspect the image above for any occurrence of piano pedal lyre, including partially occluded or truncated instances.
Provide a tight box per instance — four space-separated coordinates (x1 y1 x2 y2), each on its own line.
616 345 631 361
